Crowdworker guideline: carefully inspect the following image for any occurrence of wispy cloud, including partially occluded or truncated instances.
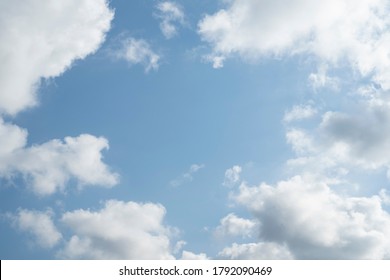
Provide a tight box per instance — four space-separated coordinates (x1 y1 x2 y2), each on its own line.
170 164 205 187
155 1 185 39
223 165 242 187
113 37 160 72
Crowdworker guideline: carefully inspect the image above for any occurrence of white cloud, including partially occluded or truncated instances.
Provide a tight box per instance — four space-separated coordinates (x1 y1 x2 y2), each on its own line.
223 165 242 187
285 128 315 156
114 37 160 72
308 66 340 90
283 104 318 123
285 94 390 175
170 164 205 187
12 209 62 248
181 251 209 260
198 0 390 89
0 0 113 115
232 175 390 259
155 1 185 39
0 119 119 196
219 242 293 260
215 213 256 238
59 200 175 259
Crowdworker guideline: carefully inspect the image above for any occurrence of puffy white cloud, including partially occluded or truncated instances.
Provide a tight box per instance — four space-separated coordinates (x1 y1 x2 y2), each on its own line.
181 251 209 260
170 164 205 187
0 119 119 196
0 0 114 115
11 209 62 248
114 37 160 72
198 0 390 88
223 165 242 187
59 200 175 259
215 213 256 238
233 175 390 259
155 1 185 39
219 242 293 260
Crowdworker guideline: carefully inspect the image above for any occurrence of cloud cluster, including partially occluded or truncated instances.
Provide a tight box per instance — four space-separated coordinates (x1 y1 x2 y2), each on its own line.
0 0 118 196
198 0 390 88
12 200 179 259
0 0 114 115
155 1 185 39
231 175 390 259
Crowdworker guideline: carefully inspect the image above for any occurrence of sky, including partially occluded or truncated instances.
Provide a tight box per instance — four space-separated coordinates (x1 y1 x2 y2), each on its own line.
1 0 390 260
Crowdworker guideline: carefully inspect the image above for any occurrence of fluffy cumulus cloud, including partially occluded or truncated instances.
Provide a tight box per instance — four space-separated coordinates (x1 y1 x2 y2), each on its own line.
198 0 390 88
0 0 118 196
0 0 114 115
0 120 118 196
215 213 256 238
11 209 62 248
113 37 160 72
219 242 293 260
59 200 176 259
232 175 390 259
155 1 185 39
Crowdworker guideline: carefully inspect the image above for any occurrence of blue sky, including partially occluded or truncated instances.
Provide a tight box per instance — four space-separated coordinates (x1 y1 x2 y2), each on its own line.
2 0 390 259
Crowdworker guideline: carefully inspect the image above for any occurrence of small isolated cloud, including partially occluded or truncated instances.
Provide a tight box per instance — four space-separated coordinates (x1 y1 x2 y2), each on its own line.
181 251 209 260
59 200 176 259
215 213 256 239
223 165 242 187
219 242 293 260
0 0 113 115
233 175 390 259
283 104 318 123
114 37 160 72
170 164 205 187
0 119 119 196
11 209 62 249
155 1 185 39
